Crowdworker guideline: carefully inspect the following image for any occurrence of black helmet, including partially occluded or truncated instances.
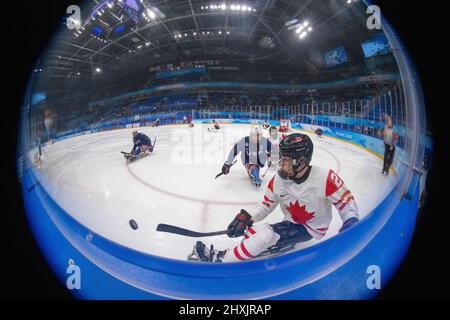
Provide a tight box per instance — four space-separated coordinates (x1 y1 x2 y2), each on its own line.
278 133 314 181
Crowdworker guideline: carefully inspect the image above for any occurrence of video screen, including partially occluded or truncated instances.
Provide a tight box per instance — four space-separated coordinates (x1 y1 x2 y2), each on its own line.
92 26 104 36
362 32 392 58
324 46 348 67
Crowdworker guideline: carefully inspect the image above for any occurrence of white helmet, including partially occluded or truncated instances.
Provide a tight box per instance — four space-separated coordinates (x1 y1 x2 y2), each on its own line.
250 126 263 142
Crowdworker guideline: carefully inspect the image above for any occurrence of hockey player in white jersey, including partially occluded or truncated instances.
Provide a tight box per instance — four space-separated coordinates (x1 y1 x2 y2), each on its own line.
221 126 272 186
267 126 281 168
191 133 359 262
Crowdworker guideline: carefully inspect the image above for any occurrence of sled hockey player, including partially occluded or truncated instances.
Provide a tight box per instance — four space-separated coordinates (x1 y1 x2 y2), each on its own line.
208 119 221 132
153 118 161 127
191 133 359 262
221 126 272 187
315 127 324 138
124 130 154 161
267 126 281 169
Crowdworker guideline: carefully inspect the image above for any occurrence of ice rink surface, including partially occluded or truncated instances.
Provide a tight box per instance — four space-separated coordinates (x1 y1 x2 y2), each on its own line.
32 123 397 261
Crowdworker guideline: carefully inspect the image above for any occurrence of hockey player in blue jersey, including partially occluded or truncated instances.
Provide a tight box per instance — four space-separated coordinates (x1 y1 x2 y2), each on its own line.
221 126 272 187
131 130 153 156
123 130 154 161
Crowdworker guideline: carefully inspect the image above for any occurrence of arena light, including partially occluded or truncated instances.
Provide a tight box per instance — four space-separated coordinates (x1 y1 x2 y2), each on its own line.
147 9 156 19
290 19 313 40
95 67 102 73
173 29 229 40
206 3 255 13
285 18 298 27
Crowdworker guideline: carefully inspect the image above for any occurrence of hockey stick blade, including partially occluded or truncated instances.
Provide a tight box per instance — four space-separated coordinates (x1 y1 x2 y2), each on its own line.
156 224 228 237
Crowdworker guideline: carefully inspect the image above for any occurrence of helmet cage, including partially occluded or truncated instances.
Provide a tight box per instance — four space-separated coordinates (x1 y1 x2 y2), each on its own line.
277 134 313 181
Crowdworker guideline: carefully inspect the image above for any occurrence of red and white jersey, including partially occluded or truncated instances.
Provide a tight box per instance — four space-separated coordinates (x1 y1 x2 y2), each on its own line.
251 166 359 239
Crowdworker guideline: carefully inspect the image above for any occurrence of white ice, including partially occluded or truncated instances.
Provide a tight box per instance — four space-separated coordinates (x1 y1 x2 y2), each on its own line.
31 123 397 261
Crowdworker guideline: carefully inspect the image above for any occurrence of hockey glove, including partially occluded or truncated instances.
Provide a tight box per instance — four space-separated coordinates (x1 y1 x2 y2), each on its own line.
227 209 253 238
339 217 359 233
222 163 231 175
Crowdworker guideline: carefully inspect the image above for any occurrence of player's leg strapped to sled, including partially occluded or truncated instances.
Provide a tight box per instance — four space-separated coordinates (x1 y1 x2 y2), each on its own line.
245 163 262 186
189 221 313 262
133 144 153 156
124 144 154 162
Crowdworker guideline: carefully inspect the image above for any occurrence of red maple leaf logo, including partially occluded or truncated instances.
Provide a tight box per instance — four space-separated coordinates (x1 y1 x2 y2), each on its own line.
285 201 315 224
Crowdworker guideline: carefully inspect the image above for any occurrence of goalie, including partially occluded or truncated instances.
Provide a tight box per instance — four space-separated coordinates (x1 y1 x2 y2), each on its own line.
191 133 359 262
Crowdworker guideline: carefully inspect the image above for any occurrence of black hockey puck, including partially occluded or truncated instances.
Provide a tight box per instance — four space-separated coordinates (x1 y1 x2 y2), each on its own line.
129 220 139 230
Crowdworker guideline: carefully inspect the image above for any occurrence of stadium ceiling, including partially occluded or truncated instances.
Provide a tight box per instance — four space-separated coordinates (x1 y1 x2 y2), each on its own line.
43 0 371 79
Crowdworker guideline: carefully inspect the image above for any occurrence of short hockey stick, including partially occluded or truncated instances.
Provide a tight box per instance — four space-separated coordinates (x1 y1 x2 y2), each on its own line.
156 224 228 237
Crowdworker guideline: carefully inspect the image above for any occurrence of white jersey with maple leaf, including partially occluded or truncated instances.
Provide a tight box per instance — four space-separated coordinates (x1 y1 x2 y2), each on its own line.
251 166 359 239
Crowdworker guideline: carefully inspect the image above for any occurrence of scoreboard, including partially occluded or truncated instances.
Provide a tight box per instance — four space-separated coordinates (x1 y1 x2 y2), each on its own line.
87 0 144 40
